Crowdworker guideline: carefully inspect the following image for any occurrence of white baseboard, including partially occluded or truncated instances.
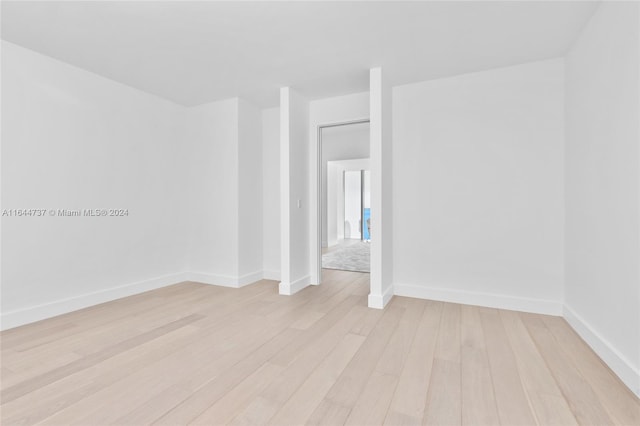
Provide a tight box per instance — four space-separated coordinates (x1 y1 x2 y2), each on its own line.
187 272 239 288
0 272 190 331
279 275 311 296
187 270 262 288
262 270 281 281
393 283 563 316
368 285 394 309
237 270 264 287
563 304 640 398
1 269 272 331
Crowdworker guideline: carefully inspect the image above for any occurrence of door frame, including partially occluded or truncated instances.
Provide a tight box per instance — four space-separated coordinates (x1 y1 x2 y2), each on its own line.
315 119 370 284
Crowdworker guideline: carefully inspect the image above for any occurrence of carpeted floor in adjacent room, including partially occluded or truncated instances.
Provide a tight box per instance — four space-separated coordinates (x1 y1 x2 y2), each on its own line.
322 240 370 273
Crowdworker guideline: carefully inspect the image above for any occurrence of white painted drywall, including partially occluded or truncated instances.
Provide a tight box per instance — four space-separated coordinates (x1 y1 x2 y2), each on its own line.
320 123 369 246
392 59 565 315
564 2 640 396
185 98 239 280
369 67 394 309
186 97 264 287
238 99 263 280
262 107 280 280
1 41 268 329
279 88 310 295
309 92 369 284
1 41 190 328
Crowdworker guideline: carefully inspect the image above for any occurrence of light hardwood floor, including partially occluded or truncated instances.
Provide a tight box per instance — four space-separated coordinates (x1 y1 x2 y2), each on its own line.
1 269 638 425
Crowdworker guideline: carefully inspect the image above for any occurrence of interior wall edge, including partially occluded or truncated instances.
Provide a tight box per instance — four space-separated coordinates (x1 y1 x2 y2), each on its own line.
563 303 640 398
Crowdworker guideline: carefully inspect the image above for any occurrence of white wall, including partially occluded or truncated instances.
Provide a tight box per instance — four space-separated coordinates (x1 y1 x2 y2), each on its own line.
564 2 640 396
186 97 264 287
321 123 369 246
392 59 565 315
279 88 310 294
1 42 267 329
262 107 280 280
309 92 369 284
186 99 240 281
238 99 263 280
1 41 190 328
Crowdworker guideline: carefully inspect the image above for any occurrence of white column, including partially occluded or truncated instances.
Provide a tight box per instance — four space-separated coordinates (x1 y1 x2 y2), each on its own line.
279 87 311 295
368 68 394 308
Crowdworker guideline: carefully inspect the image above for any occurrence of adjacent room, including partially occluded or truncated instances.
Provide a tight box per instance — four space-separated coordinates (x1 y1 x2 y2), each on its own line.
1 1 639 425
320 122 371 274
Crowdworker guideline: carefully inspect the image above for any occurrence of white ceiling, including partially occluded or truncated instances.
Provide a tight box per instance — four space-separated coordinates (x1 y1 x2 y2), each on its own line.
1 1 599 107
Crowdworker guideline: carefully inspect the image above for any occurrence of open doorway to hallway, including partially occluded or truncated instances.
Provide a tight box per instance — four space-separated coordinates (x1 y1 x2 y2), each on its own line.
319 121 370 274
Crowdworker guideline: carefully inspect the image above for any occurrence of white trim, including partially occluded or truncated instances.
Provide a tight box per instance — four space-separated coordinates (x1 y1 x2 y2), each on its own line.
262 270 281 281
187 272 240 288
237 270 263 287
1 269 271 331
563 304 640 398
0 272 189 331
279 274 311 296
368 284 394 309
187 270 262 288
393 283 563 316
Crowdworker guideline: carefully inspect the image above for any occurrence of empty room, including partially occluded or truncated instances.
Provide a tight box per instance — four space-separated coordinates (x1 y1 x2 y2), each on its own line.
1 1 639 425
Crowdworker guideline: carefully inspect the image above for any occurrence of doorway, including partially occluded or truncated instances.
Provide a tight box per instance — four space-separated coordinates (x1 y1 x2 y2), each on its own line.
318 121 370 276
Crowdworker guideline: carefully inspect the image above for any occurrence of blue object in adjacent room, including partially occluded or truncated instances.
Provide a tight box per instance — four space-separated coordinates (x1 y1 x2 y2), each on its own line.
363 208 371 240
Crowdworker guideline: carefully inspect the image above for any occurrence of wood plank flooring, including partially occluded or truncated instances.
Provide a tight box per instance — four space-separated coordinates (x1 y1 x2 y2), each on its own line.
1 269 638 425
